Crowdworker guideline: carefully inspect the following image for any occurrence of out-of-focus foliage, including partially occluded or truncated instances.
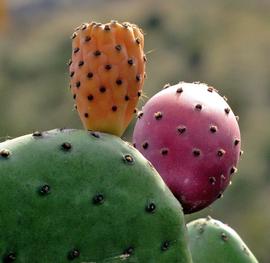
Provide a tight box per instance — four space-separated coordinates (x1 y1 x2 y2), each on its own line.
0 0 269 261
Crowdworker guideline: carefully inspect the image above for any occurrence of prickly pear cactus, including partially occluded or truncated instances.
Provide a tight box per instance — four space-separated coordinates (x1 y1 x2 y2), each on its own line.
0 129 192 263
187 217 258 263
69 20 146 136
133 82 241 213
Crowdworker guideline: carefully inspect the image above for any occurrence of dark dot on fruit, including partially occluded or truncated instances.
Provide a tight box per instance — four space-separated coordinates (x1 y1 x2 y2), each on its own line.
99 86 106 93
3 252 16 262
133 143 136 148
93 193 104 205
32 131 42 137
94 50 101 56
68 249 80 260
112 106 117 112
105 64 112 70
136 38 141 44
234 139 240 146
85 36 91 42
122 23 129 29
217 192 223 199
161 148 168 155
154 112 163 120
210 125 218 133
0 149 11 158
198 226 205 234
115 44 122 51
78 61 84 67
125 95 129 101
68 59 72 66
177 126 186 134
146 202 156 213
124 247 134 256
73 47 80 54
224 108 230 114
193 149 201 157
161 241 170 251
87 72 93 79
90 131 100 138
87 95 94 101
84 113 89 118
143 55 147 62
123 154 134 164
71 32 77 39
70 71 75 77
142 141 148 149
176 87 183 93
128 59 134 66
221 233 228 241
209 177 216 185
81 24 87 30
116 79 123 85
163 83 170 89
61 142 72 151
104 24 111 31
136 75 141 82
73 94 76 100
137 111 143 119
217 149 225 157
138 91 142 97
195 104 202 111
39 184 50 195
230 166 237 174
207 87 213 92
76 81 80 88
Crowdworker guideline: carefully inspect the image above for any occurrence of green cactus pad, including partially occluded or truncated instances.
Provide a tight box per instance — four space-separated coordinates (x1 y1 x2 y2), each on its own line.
0 129 192 263
187 217 258 263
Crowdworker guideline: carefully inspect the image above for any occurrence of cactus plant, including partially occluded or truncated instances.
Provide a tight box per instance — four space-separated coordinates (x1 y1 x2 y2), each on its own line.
187 217 258 263
69 21 146 136
133 82 241 213
0 129 192 262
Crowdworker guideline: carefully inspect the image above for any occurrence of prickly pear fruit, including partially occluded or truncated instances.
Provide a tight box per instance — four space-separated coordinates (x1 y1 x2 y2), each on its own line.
69 21 146 136
187 217 258 263
0 129 192 262
133 82 241 213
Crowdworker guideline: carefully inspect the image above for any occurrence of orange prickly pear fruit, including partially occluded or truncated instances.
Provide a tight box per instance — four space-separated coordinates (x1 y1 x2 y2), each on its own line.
69 21 146 136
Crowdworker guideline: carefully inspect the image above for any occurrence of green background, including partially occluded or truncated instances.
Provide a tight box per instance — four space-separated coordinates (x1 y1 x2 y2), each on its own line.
0 0 269 262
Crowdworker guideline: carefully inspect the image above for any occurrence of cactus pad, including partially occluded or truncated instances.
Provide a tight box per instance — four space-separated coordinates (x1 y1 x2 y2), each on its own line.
0 129 192 262
187 217 258 263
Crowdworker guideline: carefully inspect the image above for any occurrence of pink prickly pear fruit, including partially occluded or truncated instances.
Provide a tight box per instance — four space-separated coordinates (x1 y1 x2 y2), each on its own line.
133 82 241 214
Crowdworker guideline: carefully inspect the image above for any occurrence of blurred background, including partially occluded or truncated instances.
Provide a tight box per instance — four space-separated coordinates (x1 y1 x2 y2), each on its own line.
0 0 269 261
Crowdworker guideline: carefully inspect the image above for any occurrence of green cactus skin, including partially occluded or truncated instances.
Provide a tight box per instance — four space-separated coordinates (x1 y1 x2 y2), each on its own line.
187 217 258 263
0 129 192 263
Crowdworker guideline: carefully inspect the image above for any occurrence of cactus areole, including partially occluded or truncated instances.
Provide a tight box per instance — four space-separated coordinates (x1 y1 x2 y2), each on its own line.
0 129 192 262
133 82 241 213
69 21 146 136
187 217 258 263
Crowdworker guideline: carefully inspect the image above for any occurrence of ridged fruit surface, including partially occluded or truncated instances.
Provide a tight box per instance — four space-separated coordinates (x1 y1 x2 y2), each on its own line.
0 129 192 263
187 217 258 263
69 21 146 136
133 82 241 213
